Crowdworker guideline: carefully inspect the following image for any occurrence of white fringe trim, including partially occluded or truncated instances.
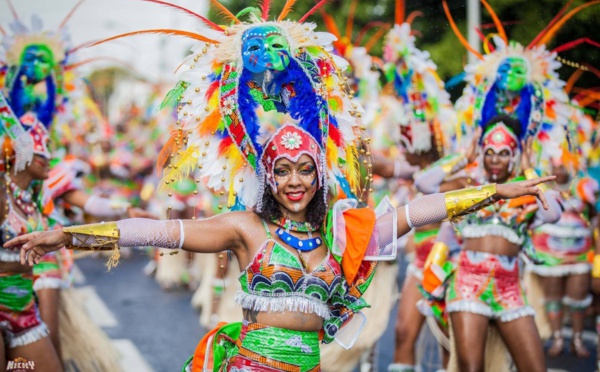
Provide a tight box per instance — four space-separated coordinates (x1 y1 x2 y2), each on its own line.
33 277 66 291
461 225 524 245
388 363 416 372
8 322 49 348
0 249 21 263
234 291 331 320
527 262 590 277
535 224 591 238
563 295 593 309
446 300 535 322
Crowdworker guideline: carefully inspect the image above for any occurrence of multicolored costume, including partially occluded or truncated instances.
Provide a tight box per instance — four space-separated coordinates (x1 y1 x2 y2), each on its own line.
0 96 51 347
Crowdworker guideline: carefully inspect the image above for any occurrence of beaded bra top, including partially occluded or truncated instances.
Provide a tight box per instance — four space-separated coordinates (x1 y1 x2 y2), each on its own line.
0 197 46 263
235 221 343 320
459 179 537 245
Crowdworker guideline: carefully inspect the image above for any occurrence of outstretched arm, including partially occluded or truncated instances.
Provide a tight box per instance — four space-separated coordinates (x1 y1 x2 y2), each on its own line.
395 176 555 238
7 211 249 266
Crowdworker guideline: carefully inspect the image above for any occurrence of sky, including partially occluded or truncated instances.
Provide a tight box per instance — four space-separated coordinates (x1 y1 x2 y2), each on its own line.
0 0 208 83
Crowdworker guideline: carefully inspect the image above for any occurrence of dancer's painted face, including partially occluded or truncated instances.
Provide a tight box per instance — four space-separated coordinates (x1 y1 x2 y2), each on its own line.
20 44 55 84
242 26 290 73
271 154 318 217
481 123 519 183
496 57 528 92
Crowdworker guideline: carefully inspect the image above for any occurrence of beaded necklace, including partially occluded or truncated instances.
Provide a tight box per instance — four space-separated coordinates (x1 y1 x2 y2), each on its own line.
4 174 36 215
271 217 322 253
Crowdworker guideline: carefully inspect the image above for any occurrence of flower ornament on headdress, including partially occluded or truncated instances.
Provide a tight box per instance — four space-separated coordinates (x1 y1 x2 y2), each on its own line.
447 0 599 175
380 0 456 155
0 91 51 173
92 0 367 211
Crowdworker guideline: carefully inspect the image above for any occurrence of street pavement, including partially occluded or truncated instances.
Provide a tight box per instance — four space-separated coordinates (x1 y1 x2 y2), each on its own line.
75 251 598 372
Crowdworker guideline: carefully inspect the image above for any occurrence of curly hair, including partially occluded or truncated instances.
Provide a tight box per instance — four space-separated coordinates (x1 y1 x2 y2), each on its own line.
255 185 328 228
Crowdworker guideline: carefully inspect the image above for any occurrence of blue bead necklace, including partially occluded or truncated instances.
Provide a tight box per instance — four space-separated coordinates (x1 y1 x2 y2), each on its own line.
272 218 322 252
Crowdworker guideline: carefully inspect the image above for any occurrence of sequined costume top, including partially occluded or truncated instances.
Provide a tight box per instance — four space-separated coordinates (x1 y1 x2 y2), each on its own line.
235 198 399 344
458 177 538 245
531 177 597 262
0 197 47 263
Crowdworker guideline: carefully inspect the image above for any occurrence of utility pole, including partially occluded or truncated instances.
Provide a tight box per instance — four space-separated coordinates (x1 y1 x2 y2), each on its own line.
467 0 481 64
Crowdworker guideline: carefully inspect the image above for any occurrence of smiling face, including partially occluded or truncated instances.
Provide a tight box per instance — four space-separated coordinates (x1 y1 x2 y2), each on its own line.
496 57 528 92
241 25 290 73
271 154 318 219
20 44 55 84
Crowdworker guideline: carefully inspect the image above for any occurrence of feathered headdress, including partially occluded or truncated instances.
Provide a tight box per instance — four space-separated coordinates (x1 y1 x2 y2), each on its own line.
94 1 366 210
379 0 456 155
446 0 599 175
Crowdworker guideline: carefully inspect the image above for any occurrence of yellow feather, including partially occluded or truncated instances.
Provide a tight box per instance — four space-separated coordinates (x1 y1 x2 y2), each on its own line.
326 138 339 168
345 145 360 191
158 147 198 191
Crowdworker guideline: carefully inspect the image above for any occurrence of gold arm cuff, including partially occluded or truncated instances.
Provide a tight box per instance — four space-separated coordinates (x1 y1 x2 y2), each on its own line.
592 255 600 278
440 154 467 174
445 184 497 221
62 222 121 269
424 242 449 270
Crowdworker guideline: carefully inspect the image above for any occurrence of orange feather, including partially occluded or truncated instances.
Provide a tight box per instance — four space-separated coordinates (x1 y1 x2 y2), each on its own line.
209 0 240 24
278 0 297 21
59 0 85 29
90 29 218 47
479 0 507 45
537 0 600 46
156 131 179 174
442 0 483 60
198 110 222 137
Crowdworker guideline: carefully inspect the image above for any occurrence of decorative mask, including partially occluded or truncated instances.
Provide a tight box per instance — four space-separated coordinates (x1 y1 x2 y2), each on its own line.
241 25 291 74
19 44 56 84
496 57 529 92
261 123 323 193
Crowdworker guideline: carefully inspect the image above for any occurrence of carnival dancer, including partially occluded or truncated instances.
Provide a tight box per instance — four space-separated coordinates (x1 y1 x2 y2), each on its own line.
1 7 149 370
0 97 61 370
379 3 457 371
526 106 598 358
9 3 554 372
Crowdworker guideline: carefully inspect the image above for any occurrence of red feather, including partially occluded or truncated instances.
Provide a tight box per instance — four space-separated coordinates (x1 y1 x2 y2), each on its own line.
298 0 331 23
59 0 85 29
142 0 223 32
205 80 220 102
259 0 272 20
328 123 343 147
218 136 234 154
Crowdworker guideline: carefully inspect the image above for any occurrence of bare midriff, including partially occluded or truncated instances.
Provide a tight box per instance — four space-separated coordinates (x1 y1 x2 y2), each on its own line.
0 261 33 274
463 236 520 257
244 309 324 332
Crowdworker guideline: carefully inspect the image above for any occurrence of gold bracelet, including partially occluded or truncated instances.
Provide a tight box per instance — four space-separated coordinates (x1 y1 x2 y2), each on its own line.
440 154 467 174
523 168 548 192
445 184 497 221
424 242 449 270
592 255 600 279
63 222 121 269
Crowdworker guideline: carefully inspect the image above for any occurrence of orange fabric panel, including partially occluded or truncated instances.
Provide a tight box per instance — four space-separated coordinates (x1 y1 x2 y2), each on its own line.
341 207 376 284
191 322 228 372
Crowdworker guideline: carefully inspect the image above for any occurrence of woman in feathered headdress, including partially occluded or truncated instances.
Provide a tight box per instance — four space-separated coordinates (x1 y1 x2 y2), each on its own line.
0 95 61 370
379 2 459 371
7 1 554 371
410 1 598 370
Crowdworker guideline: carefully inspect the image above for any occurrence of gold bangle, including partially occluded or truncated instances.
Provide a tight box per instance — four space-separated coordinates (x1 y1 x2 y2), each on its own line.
63 222 121 269
592 255 600 279
424 242 449 270
440 154 467 174
445 184 497 221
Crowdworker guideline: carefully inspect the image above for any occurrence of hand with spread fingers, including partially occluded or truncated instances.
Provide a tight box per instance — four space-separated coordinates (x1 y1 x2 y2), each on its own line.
495 175 555 209
4 230 69 266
